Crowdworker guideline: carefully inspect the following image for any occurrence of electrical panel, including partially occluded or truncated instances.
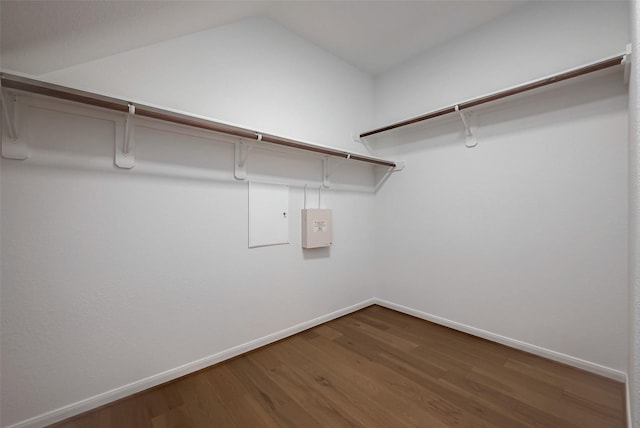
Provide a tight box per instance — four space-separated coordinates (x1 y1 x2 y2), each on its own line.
301 209 332 249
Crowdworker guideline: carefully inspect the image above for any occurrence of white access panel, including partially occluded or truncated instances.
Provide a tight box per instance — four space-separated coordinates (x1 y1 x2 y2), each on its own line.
248 182 289 248
301 209 332 249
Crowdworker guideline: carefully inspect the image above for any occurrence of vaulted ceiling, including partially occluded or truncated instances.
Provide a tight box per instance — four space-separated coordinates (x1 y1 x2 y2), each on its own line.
1 1 525 76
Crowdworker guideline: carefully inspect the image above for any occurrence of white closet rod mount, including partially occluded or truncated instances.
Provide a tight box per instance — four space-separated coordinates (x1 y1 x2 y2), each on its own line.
360 52 627 138
0 73 397 168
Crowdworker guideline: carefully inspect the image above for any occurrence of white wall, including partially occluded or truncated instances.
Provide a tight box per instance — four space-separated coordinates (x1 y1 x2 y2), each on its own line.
1 18 380 425
629 0 639 426
0 24 380 425
372 0 629 375
34 16 373 154
374 1 630 125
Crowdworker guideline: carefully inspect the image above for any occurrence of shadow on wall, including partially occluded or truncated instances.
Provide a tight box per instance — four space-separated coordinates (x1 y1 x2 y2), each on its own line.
7 97 379 190
366 69 628 154
303 246 331 259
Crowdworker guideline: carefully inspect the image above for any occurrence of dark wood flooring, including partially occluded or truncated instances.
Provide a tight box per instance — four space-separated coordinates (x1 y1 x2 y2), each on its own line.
50 305 626 427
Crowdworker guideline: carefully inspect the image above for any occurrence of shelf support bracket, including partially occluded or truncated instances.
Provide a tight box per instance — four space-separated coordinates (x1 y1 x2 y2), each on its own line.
623 43 632 85
375 166 395 193
323 157 332 188
455 104 477 148
115 103 136 169
353 130 376 154
2 89 17 140
352 131 364 145
1 90 29 160
234 140 253 180
374 160 405 193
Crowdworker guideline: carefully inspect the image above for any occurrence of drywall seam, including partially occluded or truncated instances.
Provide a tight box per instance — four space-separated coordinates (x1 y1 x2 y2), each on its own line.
374 299 627 382
4 298 376 428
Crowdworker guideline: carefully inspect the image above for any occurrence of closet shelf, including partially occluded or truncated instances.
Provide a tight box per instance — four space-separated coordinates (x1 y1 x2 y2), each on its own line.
360 51 629 139
0 73 397 168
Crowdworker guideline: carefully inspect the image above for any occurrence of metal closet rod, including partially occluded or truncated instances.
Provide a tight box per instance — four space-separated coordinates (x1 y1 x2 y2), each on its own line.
360 53 626 138
0 73 397 168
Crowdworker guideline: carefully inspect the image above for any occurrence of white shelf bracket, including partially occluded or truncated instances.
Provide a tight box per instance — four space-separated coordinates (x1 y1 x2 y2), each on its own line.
375 166 395 193
374 160 405 193
323 157 331 188
353 130 376 154
352 131 364 145
623 43 632 85
455 104 477 148
115 103 136 169
2 89 17 140
322 157 340 188
1 90 29 160
234 140 253 180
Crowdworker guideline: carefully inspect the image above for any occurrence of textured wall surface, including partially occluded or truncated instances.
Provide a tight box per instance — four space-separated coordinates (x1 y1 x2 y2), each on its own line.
0 15 381 428
373 0 629 374
0 98 379 427
374 74 629 373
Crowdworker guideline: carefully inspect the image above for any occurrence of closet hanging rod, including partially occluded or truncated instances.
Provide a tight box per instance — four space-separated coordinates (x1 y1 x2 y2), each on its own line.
0 73 397 168
360 53 626 138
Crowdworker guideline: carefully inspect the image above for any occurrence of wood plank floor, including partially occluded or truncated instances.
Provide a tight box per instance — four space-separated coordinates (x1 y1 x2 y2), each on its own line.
50 305 626 428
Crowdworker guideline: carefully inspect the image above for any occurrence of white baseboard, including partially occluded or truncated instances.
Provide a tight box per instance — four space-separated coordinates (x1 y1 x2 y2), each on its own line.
373 298 627 382
7 297 627 428
7 298 376 428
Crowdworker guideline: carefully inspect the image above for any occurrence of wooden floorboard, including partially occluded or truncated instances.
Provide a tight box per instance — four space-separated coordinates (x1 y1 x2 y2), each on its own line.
49 305 626 428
